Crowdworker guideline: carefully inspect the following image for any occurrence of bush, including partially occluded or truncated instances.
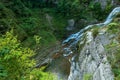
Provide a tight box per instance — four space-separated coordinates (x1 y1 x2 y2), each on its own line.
56 0 83 18
105 41 120 80
0 30 35 79
92 27 99 39
83 74 92 80
0 30 56 80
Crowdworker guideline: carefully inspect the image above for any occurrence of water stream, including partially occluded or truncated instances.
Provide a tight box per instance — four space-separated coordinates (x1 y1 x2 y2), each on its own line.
62 7 120 80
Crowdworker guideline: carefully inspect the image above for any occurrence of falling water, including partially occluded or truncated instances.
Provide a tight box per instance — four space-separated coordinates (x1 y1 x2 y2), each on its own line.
62 7 120 80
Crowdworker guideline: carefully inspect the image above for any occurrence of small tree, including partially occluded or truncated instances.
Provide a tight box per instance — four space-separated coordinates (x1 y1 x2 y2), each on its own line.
0 30 56 80
0 30 35 80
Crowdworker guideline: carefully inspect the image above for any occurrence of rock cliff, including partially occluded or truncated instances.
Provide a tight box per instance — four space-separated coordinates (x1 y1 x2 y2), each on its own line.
62 7 120 80
37 7 120 80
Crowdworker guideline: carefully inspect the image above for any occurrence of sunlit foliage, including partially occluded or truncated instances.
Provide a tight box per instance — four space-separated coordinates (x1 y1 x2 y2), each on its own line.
0 30 56 80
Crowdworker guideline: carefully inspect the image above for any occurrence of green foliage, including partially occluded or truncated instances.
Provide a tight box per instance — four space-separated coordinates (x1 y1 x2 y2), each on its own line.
0 30 35 80
0 30 56 80
0 0 65 48
6 0 32 17
105 21 120 79
105 41 120 80
55 0 113 20
0 65 7 77
89 1 113 20
30 67 57 80
56 0 88 18
52 15 67 39
89 2 102 20
0 0 117 80
0 0 114 49
107 22 120 34
34 35 41 44
83 74 92 80
22 0 55 8
38 31 57 47
92 27 99 39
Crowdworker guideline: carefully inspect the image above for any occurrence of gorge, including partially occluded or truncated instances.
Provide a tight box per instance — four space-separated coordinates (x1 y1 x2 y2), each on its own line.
0 0 120 80
44 7 120 80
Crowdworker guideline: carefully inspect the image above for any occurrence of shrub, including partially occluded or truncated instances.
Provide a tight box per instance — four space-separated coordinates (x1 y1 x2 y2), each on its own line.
92 27 99 39
105 42 120 80
0 30 56 80
83 74 92 80
0 30 35 79
56 0 84 18
107 22 120 34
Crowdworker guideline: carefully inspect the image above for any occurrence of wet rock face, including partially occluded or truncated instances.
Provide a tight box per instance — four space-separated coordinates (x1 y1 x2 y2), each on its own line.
36 7 120 80
46 53 71 80
66 19 75 31
61 7 120 80
68 33 114 80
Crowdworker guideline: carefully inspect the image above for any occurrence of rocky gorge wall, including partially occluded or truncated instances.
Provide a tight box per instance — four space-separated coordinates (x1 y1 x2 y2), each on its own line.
67 28 115 80
62 7 120 80
45 7 120 80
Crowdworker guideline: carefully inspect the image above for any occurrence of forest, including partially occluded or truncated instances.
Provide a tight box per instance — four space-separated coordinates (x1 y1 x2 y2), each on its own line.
0 0 120 80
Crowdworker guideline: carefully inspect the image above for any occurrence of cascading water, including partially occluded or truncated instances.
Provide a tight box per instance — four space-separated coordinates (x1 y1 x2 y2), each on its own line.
63 7 120 46
62 7 120 80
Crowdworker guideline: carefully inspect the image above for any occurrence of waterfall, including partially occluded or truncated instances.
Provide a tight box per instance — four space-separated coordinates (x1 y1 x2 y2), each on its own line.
62 7 120 80
63 7 120 44
62 7 120 58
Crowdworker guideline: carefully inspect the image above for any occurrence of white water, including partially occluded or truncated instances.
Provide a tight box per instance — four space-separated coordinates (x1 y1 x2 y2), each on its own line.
62 7 120 80
62 7 120 57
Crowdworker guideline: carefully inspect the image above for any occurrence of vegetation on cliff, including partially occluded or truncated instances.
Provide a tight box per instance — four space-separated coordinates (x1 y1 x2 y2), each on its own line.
0 0 118 80
105 20 120 80
0 30 56 80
